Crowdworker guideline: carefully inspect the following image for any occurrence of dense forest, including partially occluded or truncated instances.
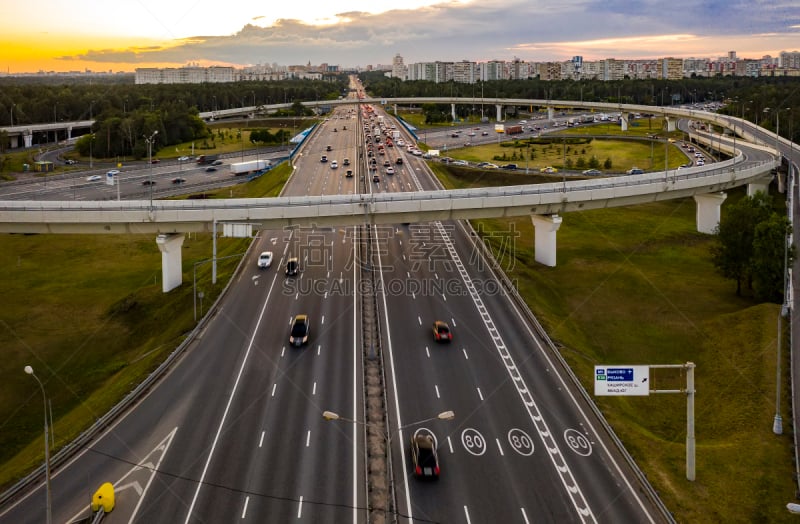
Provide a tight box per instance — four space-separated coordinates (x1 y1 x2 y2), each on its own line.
358 72 800 142
0 77 349 158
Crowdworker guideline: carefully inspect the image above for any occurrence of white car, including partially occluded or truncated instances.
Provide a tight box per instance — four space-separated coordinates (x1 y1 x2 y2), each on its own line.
257 251 273 269
177 156 190 161
86 175 102 182
386 166 395 175
330 160 339 169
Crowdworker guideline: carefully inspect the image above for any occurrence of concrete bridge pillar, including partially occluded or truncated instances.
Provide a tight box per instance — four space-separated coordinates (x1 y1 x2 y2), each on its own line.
619 113 630 132
156 233 185 292
23 132 33 148
531 214 562 266
451 103 457 122
496 105 503 122
393 104 398 115
547 107 554 120
693 192 727 234
664 116 677 132
748 180 771 196
747 173 775 195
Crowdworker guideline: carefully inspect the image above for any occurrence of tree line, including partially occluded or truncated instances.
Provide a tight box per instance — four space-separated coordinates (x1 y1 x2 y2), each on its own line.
1 77 349 158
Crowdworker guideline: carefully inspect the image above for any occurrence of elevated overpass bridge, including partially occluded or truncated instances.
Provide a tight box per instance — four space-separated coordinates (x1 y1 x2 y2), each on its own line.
0 100 783 292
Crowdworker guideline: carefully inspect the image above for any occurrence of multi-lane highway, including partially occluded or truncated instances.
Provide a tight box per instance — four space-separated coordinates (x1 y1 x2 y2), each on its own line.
1 83 670 523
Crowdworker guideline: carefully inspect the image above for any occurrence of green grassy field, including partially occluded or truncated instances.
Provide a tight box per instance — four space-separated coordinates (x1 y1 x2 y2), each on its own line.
432 162 796 523
0 162 291 488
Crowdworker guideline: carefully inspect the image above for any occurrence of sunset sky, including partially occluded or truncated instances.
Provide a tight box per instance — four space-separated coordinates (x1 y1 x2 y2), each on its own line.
1 0 798 73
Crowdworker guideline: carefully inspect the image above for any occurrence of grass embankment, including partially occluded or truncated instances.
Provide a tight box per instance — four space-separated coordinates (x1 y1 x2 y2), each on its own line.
433 163 796 523
443 118 688 174
0 162 292 489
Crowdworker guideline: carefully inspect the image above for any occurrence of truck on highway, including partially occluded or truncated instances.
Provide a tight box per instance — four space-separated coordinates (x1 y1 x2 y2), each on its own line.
505 125 523 135
494 124 505 133
196 154 218 165
392 130 401 140
230 159 271 175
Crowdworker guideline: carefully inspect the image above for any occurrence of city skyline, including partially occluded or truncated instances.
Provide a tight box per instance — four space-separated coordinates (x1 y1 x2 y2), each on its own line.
1 0 799 73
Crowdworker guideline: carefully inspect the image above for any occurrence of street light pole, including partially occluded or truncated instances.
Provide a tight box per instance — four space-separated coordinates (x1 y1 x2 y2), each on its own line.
144 130 158 207
24 366 51 524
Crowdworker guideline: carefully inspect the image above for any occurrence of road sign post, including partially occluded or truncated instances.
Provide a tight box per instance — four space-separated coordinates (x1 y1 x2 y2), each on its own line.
594 362 696 481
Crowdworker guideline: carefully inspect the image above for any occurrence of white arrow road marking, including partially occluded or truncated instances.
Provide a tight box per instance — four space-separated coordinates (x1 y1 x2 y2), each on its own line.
65 426 178 524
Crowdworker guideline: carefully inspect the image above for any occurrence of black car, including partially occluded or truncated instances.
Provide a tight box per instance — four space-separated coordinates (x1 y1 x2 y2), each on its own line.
141 179 156 186
289 314 310 347
410 432 440 479
171 177 186 184
501 164 518 170
395 157 403 165
285 257 299 276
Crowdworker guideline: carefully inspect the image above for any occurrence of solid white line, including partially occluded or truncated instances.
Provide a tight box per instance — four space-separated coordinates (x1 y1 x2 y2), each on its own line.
306 430 311 447
496 438 504 456
373 224 414 523
183 271 280 523
521 508 531 524
259 431 265 448
435 385 440 399
462 348 469 360
464 505 472 524
352 225 358 524
241 496 249 519
477 387 484 401
271 383 277 397
297 496 304 518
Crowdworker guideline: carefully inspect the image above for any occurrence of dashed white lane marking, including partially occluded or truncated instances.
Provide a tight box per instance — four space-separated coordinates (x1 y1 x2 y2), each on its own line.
241 496 249 519
462 348 469 360
297 496 304 518
259 431 265 448
435 385 440 399
477 387 484 401
496 438 504 456
271 384 277 397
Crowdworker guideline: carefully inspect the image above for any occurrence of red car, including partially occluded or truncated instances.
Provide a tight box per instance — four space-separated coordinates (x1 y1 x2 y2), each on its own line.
432 321 452 342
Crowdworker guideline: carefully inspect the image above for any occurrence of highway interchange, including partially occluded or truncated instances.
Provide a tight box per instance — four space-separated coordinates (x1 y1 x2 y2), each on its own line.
1 87 681 523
